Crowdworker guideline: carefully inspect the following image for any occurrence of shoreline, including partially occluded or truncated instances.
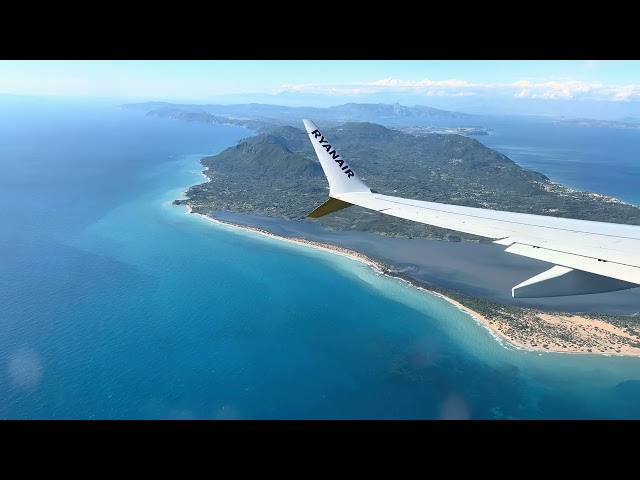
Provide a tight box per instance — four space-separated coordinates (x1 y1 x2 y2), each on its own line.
188 207 387 273
182 206 640 357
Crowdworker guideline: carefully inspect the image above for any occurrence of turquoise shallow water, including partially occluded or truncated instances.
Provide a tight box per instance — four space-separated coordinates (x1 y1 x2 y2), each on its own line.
1 101 640 419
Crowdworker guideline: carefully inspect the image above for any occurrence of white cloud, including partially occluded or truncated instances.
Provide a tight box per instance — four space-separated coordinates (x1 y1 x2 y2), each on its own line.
368 78 473 88
612 85 640 101
513 80 593 99
278 78 640 103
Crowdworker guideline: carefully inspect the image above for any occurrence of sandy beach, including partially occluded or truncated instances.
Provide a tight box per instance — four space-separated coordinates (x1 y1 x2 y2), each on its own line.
189 208 386 272
184 206 640 357
488 312 640 356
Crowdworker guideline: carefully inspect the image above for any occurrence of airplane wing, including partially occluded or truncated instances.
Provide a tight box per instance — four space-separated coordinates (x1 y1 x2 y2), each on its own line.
302 119 640 298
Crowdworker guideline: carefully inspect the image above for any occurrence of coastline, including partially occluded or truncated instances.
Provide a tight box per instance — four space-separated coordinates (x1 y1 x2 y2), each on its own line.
182 205 640 357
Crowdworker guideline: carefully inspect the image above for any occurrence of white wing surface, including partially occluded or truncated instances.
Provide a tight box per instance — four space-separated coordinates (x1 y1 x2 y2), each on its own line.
303 119 640 298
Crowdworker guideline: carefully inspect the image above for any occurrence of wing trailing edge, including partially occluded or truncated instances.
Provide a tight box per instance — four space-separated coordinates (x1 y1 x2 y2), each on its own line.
511 265 638 298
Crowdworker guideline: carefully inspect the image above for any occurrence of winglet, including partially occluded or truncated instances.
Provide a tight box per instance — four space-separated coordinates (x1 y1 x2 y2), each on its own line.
307 197 354 218
303 119 371 197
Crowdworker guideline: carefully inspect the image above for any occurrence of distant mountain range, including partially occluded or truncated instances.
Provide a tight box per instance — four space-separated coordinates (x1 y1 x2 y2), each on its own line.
122 101 482 130
120 89 640 120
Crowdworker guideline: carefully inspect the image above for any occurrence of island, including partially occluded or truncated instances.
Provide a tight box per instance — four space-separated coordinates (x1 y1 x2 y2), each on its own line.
166 119 640 356
391 125 491 136
555 117 640 130
176 122 640 239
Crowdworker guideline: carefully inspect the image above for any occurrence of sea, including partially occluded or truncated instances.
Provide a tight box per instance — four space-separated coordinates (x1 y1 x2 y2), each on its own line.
477 115 640 206
1 98 640 420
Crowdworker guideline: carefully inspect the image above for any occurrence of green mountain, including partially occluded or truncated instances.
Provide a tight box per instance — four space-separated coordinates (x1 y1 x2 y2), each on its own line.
176 122 640 241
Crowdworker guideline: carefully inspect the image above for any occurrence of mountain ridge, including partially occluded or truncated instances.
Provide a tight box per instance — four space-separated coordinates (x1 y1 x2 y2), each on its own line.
174 121 640 241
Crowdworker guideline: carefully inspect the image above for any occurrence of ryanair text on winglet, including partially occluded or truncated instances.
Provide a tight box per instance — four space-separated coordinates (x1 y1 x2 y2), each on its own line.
310 129 355 178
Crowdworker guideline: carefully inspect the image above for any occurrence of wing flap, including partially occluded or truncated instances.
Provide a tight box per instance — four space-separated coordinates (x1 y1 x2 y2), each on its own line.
512 265 639 298
504 242 640 285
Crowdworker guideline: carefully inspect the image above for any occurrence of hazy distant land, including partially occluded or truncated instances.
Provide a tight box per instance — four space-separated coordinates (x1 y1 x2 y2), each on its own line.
141 105 492 137
555 117 640 130
123 101 481 128
392 125 491 136
123 101 640 134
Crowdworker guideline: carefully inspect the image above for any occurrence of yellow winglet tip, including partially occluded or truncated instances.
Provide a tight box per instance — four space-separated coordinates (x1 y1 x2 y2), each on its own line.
307 197 353 218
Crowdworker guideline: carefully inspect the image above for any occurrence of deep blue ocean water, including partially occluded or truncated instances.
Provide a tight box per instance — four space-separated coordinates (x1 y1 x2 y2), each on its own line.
478 115 640 206
1 100 640 419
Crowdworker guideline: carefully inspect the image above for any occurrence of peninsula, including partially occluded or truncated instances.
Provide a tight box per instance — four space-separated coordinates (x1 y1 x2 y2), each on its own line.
176 122 640 241
122 96 640 356
167 119 640 356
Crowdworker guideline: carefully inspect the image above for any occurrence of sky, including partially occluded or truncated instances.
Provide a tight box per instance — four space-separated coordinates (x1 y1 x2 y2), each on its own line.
1 60 639 117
